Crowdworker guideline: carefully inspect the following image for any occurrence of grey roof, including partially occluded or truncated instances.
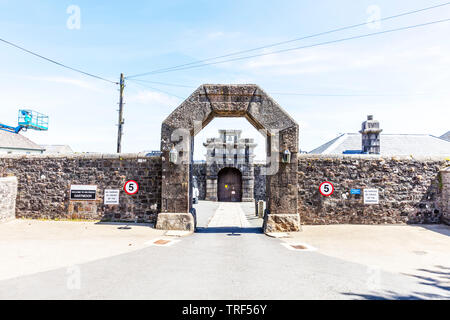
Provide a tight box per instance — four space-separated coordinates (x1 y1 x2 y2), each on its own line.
308 135 343 154
0 130 44 151
40 145 73 153
440 131 450 142
310 133 450 156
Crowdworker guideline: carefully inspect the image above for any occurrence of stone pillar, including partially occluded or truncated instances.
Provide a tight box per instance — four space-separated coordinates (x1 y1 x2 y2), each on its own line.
242 176 254 202
156 126 195 232
205 178 218 201
0 176 17 223
264 152 300 232
441 168 450 225
240 163 255 202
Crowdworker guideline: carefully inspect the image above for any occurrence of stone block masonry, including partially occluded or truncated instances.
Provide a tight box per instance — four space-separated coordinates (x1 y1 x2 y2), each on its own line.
298 155 449 225
0 154 161 223
192 162 267 201
0 153 448 226
441 167 450 224
0 176 17 222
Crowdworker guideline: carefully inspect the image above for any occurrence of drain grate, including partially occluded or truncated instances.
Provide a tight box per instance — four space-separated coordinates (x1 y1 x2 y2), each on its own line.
291 244 308 250
281 242 316 252
146 238 180 247
154 239 171 245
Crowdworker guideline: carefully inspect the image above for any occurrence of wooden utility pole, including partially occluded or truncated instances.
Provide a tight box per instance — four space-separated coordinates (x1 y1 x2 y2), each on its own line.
116 73 125 153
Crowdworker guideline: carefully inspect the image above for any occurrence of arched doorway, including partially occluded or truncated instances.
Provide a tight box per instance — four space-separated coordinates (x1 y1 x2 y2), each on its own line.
218 168 242 202
157 84 300 233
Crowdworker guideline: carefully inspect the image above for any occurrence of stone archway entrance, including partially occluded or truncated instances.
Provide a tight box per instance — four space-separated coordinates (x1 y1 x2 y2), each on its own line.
218 168 242 202
156 84 300 233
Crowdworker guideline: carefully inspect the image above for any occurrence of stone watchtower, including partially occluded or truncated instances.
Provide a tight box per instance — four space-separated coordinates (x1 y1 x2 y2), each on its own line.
360 115 382 154
203 129 257 202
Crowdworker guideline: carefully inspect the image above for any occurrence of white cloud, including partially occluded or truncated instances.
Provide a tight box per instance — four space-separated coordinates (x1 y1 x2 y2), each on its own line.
206 31 241 40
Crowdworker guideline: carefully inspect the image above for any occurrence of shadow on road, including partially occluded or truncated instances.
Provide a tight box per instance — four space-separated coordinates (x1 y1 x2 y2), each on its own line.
94 221 154 230
415 224 450 237
342 265 450 300
196 227 263 234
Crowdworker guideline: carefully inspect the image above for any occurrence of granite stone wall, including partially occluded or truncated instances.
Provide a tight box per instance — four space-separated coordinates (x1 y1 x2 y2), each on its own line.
0 176 17 222
441 167 450 224
1 153 448 226
0 154 161 223
192 162 207 200
254 164 266 201
297 155 449 225
192 162 267 201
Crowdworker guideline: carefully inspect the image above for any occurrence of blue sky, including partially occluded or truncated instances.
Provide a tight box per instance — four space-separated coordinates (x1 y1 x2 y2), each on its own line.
0 0 449 159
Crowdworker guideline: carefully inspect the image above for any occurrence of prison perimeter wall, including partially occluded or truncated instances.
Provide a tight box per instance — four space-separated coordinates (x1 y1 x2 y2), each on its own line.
0 154 448 225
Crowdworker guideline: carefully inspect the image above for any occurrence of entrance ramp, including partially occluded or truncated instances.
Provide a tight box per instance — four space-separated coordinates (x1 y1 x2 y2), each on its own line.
193 201 263 233
207 202 250 228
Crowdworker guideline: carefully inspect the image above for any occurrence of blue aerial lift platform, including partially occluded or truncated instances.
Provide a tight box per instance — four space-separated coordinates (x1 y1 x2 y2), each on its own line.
0 110 48 134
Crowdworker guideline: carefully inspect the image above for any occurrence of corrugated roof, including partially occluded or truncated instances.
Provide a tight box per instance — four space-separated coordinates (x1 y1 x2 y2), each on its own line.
310 133 450 156
0 130 44 151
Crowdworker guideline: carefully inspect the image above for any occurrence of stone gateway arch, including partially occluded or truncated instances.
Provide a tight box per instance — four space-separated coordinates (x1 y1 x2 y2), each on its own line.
156 84 300 233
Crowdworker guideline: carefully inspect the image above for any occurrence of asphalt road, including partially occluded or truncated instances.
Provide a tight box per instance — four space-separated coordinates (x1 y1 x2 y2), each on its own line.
0 202 448 300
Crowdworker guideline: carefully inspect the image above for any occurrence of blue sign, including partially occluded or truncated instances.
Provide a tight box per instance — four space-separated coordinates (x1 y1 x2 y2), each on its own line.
350 189 361 195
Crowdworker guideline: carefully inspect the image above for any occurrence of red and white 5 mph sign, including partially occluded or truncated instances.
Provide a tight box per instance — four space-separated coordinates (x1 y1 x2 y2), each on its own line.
124 180 139 195
319 181 334 197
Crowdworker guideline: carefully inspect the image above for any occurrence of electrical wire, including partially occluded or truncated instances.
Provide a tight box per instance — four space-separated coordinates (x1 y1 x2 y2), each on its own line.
269 92 432 97
130 78 196 88
0 38 118 84
127 79 185 99
128 18 450 76
126 2 450 79
127 80 437 99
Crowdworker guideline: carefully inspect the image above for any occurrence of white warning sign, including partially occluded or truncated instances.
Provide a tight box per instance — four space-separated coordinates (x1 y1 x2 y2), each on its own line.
364 189 379 205
104 189 120 205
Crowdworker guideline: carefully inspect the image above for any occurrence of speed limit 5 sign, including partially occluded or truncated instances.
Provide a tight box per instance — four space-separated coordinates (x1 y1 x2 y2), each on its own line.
124 180 139 195
319 181 334 197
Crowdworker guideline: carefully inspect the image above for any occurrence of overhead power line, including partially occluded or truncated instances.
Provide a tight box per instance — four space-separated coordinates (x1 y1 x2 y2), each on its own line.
127 17 450 76
127 82 418 98
126 79 440 98
0 38 118 84
130 78 196 88
125 78 432 96
127 79 185 99
269 92 433 97
126 2 450 79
